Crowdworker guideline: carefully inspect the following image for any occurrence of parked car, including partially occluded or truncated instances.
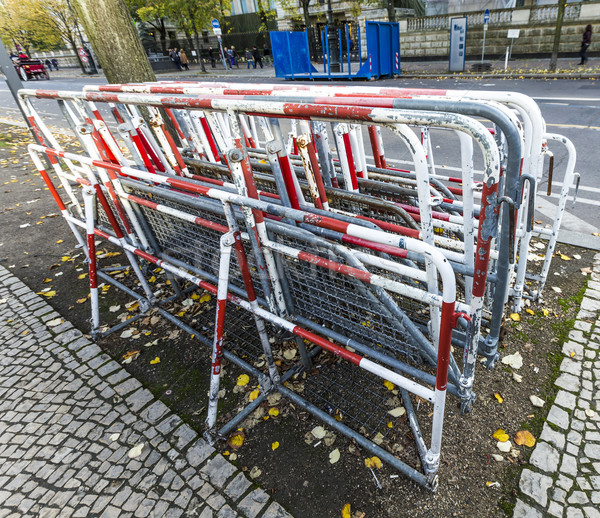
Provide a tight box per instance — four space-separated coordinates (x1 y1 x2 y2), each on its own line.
13 57 49 81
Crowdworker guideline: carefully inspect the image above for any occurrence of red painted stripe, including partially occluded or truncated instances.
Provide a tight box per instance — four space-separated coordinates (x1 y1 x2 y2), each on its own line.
161 123 188 176
341 132 358 190
435 301 455 391
472 181 499 297
354 215 421 239
368 126 382 169
232 232 257 303
293 326 362 365
212 298 227 375
94 185 125 239
307 142 327 208
38 168 67 210
165 108 185 139
297 250 373 282
138 130 166 172
87 233 97 289
130 132 156 174
302 213 350 234
189 174 225 187
199 116 221 163
340 234 409 258
277 154 300 210
282 103 374 121
166 177 211 196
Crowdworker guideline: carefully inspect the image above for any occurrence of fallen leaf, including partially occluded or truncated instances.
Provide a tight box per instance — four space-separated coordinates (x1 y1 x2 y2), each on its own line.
388 407 406 418
76 298 87 304
341 503 351 518
109 433 120 442
37 290 56 298
329 448 340 464
78 273 87 280
486 481 501 488
249 466 261 479
494 392 504 404
120 329 134 339
249 389 260 401
43 278 52 283
493 429 509 442
271 441 279 451
109 305 121 313
551 287 562 293
311 426 327 439
502 351 523 369
509 313 521 322
514 430 536 447
227 430 245 449
383 380 395 391
237 374 250 386
525 309 535 315
581 267 593 274
150 357 160 365
127 443 144 459
199 293 211 303
364 456 382 469
573 254 581 260
55 239 63 244
268 407 279 417
122 350 140 364
513 373 523 383
559 254 571 261
542 309 550 317
530 395 545 408
283 349 297 360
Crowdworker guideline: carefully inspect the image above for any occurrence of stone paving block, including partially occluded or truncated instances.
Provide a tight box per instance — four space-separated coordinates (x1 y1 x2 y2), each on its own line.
547 405 570 430
262 502 294 518
237 489 270 518
201 455 237 487
187 440 215 468
225 472 252 502
519 469 553 507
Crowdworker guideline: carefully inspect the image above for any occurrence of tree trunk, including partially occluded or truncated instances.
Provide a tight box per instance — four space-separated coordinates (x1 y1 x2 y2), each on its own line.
72 0 156 84
68 38 87 74
549 1 565 72
158 19 167 54
301 1 311 30
189 13 206 73
387 0 396 23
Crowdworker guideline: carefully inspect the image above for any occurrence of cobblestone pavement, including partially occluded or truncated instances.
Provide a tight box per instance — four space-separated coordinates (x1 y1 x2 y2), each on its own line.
0 265 292 518
514 254 600 518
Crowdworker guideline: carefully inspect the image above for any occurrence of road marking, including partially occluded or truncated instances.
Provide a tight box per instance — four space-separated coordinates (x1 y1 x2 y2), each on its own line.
545 122 600 131
542 102 570 106
532 96 600 102
539 191 600 207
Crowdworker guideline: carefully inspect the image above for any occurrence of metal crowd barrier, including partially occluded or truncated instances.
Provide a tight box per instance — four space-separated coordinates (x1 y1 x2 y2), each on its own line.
17 81 578 491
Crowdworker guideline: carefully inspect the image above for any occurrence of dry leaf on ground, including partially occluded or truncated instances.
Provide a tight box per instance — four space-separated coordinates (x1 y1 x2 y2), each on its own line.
514 430 536 447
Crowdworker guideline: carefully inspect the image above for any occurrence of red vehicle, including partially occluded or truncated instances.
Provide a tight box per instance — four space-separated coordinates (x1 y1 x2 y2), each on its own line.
13 56 49 81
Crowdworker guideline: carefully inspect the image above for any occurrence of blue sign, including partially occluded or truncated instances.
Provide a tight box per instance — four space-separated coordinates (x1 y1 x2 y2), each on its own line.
484 9 490 24
211 19 220 29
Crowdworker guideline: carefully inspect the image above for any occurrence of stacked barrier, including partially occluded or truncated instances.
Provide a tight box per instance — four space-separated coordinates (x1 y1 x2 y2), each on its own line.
18 82 580 491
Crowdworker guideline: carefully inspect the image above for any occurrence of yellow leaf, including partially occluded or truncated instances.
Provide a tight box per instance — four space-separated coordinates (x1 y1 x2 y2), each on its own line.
101 285 110 293
38 290 56 298
249 389 260 401
237 374 250 386
341 503 351 518
199 293 211 303
364 456 382 469
148 276 156 283
525 309 535 315
542 309 549 317
76 298 87 304
268 407 279 417
514 430 536 447
559 254 571 261
493 429 509 442
78 273 87 280
55 239 63 244
510 313 521 322
570 351 576 358
43 278 52 283
191 293 201 300
61 256 70 262
387 421 393 428
494 392 504 404
227 429 245 449
271 441 279 451
150 357 160 365
127 302 139 311
122 350 140 361
383 380 395 391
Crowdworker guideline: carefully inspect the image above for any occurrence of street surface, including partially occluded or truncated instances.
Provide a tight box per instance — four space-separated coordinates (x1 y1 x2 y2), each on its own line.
1 74 598 235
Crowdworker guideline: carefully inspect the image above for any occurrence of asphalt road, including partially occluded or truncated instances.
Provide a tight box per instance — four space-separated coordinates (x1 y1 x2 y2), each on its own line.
1 74 598 234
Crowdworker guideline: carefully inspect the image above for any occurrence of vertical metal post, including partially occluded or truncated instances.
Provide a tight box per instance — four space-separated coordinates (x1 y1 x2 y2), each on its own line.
358 25 362 67
346 24 351 76
305 29 313 80
338 29 343 73
321 30 326 73
325 26 331 79
286 31 295 80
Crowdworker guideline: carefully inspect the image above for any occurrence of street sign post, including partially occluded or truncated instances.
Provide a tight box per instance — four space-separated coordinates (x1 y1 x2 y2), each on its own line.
481 8 490 63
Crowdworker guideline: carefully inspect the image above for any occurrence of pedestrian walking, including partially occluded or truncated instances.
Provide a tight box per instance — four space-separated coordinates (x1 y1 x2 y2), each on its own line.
51 58 59 70
579 25 592 65
245 48 254 69
262 43 271 66
252 46 263 69
231 46 239 68
208 47 216 68
179 49 189 70
44 59 52 71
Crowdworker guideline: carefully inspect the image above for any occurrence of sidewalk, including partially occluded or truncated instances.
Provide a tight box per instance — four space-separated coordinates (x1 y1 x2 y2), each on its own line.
513 253 600 517
39 56 599 82
0 265 292 518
